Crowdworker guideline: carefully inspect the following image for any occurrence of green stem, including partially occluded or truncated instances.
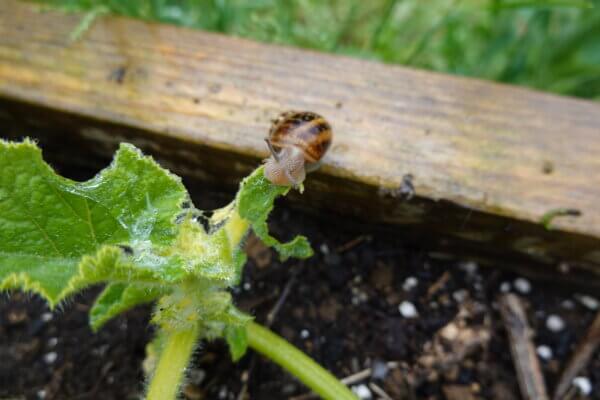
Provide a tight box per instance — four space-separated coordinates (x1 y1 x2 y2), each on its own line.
146 326 200 400
246 322 357 400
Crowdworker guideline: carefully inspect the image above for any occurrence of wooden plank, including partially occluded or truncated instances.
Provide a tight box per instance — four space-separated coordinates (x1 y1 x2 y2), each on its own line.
1 0 600 273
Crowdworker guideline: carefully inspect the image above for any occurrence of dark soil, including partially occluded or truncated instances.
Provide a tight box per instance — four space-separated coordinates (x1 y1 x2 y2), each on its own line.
1 173 599 400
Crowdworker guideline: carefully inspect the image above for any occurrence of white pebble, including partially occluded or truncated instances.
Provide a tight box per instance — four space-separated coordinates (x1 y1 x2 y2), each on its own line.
452 289 468 303
460 261 478 275
319 243 330 254
352 384 372 400
399 301 419 318
546 315 565 332
499 282 511 293
402 276 418 291
243 282 251 291
514 278 531 294
536 345 553 360
188 368 206 385
47 337 58 348
43 352 57 364
41 312 53 322
576 295 599 310
300 329 310 339
561 299 575 310
37 389 46 399
573 376 592 396
218 386 228 399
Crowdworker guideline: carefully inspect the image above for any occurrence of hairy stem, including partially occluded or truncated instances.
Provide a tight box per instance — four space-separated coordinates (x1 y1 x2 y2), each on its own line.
146 326 200 400
246 321 357 400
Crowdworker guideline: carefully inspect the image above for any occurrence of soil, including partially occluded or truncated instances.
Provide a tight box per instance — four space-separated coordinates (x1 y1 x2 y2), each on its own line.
1 171 599 400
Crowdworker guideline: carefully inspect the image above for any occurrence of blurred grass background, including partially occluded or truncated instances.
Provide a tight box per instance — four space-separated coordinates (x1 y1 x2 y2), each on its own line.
37 0 600 100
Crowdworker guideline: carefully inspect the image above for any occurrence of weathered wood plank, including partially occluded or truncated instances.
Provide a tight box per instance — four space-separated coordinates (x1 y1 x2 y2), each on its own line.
1 0 600 272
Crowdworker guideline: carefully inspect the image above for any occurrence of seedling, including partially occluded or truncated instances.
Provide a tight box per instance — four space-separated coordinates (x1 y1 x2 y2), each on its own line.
0 139 356 400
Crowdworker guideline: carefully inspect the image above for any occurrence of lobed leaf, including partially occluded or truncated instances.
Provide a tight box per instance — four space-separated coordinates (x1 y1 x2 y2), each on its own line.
90 282 169 331
225 325 248 362
0 140 189 306
237 168 313 261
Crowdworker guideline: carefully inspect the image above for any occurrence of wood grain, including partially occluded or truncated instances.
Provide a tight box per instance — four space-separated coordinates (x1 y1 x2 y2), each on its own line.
1 0 600 272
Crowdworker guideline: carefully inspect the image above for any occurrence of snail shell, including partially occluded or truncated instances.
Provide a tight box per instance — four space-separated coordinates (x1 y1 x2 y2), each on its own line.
263 111 332 187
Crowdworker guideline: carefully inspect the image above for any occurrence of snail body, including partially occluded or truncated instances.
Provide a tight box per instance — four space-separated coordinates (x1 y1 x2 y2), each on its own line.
264 111 332 187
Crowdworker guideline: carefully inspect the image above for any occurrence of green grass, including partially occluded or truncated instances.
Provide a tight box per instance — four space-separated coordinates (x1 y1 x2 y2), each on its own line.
37 0 600 99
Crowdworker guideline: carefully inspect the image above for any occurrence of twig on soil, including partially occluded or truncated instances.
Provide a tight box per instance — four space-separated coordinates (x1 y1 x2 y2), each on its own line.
499 293 549 400
336 235 371 253
266 267 300 327
238 266 301 400
289 362 399 399
235 368 251 400
426 271 450 299
552 310 600 400
369 382 393 400
341 368 373 385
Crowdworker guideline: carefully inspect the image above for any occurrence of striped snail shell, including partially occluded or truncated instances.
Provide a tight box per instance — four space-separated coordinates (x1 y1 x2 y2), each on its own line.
263 111 333 187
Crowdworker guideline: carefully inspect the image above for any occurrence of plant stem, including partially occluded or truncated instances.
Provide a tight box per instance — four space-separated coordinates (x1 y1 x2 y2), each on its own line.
146 326 200 400
246 321 357 400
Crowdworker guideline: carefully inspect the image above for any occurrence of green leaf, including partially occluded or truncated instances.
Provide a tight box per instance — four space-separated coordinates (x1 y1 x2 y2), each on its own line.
0 140 189 306
0 140 312 347
237 167 313 261
90 282 169 331
225 325 248 361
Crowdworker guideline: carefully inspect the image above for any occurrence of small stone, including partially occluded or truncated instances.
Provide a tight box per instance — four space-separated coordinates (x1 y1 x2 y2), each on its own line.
558 262 571 273
242 282 251 291
320 243 330 255
546 315 565 332
352 384 372 399
188 368 206 385
452 289 468 303
536 345 553 360
300 329 310 339
402 276 418 291
576 295 599 310
37 389 46 399
399 301 418 318
499 282 511 293
282 383 297 394
218 386 228 399
513 278 531 294
43 351 57 364
47 337 58 348
460 261 478 275
572 376 592 396
561 299 575 310
371 359 388 380
41 312 53 322
440 322 460 341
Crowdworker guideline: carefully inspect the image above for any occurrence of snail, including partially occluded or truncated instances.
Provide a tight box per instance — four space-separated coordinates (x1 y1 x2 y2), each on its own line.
263 111 333 187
